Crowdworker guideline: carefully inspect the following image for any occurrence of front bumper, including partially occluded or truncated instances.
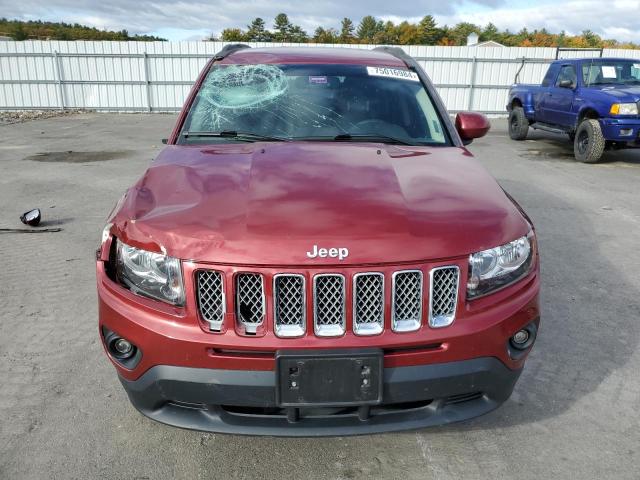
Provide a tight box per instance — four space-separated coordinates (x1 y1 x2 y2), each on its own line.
120 356 522 436
98 251 540 435
600 117 640 143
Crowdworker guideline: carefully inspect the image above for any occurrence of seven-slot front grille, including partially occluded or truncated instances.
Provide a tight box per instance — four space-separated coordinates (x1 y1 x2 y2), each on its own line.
353 273 384 336
392 270 423 332
195 267 460 336
273 274 306 338
313 274 346 337
429 266 460 328
235 273 265 333
196 270 225 331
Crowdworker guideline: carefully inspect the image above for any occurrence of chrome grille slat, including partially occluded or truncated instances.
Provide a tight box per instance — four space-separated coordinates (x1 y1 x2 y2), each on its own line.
196 270 225 332
353 273 384 336
273 274 306 338
196 266 458 336
429 266 460 328
313 274 346 337
392 270 423 332
236 273 265 333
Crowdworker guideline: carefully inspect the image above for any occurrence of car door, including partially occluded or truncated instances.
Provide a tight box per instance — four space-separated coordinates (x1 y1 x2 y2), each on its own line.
540 64 577 127
534 63 559 123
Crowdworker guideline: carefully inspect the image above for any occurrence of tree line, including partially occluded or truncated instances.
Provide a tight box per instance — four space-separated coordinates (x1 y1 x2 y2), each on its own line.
1 15 637 49
218 14 640 49
0 19 166 41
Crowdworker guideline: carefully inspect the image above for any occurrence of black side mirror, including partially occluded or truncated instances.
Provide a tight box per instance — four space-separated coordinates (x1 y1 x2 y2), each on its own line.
559 79 575 89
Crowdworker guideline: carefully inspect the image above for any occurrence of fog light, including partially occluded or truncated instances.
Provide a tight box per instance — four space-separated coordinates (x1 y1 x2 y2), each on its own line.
510 327 535 351
114 338 132 354
512 330 529 345
620 128 633 137
109 336 135 359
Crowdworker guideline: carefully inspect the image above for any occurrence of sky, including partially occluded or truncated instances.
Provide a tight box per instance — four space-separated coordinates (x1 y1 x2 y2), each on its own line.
1 0 639 42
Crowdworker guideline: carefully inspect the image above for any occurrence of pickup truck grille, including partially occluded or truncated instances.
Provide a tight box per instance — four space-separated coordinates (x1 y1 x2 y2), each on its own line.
196 267 460 336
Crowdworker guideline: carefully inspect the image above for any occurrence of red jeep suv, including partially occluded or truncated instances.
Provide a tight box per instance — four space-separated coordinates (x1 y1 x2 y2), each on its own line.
96 45 540 436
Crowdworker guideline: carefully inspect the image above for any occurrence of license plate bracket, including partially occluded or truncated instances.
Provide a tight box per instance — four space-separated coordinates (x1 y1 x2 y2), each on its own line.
276 349 383 407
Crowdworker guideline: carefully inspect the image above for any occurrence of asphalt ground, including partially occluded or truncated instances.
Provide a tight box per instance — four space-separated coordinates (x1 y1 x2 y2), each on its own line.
1 113 639 479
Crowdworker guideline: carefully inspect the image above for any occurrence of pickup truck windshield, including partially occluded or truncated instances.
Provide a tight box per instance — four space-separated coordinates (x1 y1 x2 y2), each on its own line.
582 59 640 86
179 63 450 146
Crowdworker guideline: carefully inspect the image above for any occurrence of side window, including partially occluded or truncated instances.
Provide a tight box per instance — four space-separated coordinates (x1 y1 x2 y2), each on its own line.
541 64 560 87
415 88 445 143
555 65 577 87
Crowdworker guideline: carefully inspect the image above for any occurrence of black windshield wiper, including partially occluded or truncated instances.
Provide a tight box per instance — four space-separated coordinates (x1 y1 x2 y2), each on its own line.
181 130 289 142
332 133 414 145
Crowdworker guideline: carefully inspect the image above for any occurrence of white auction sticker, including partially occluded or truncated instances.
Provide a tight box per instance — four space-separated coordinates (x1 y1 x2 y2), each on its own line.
601 66 617 78
367 66 419 82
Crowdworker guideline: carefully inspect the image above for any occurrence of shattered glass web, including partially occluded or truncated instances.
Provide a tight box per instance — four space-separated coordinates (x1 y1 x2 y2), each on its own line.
195 64 358 134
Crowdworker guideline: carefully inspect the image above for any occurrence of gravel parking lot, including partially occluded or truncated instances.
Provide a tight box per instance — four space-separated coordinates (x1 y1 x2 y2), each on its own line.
1 113 639 479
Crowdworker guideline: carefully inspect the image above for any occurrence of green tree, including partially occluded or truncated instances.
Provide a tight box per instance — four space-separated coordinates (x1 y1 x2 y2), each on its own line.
581 29 602 47
273 13 292 41
397 21 420 45
357 15 383 43
373 21 399 44
313 27 338 43
289 25 308 43
246 17 271 42
221 28 245 41
340 17 355 43
480 22 499 42
418 15 441 45
11 23 29 40
449 22 480 45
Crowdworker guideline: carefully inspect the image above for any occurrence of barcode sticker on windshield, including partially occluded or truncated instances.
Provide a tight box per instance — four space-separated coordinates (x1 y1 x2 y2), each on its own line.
367 66 419 82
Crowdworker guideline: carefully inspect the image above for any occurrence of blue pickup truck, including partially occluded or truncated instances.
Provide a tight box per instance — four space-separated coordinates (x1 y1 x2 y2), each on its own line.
507 58 640 162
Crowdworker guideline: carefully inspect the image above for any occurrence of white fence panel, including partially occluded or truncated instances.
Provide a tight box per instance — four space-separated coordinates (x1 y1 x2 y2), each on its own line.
1 41 639 114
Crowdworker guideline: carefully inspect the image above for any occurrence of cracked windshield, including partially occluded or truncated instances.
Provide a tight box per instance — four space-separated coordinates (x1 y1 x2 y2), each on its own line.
180 63 448 145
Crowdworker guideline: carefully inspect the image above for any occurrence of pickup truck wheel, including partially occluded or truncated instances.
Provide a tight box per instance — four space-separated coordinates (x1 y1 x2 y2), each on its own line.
574 119 605 163
508 107 529 140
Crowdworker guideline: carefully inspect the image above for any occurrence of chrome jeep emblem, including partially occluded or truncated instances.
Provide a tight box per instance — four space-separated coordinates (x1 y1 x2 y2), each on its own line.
306 245 349 261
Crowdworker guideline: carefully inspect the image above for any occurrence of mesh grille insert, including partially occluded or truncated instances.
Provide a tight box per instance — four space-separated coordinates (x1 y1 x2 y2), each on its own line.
429 267 459 328
314 275 345 336
392 271 423 332
236 273 265 331
196 270 225 331
274 275 306 337
353 273 384 335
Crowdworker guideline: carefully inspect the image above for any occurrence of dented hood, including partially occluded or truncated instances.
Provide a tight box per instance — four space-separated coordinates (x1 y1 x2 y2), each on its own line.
111 142 530 265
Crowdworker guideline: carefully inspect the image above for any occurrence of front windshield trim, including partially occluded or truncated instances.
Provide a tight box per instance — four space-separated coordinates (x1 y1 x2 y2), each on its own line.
177 63 453 147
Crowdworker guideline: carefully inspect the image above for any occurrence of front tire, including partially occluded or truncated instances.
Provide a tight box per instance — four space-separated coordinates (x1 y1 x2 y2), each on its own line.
574 119 605 163
508 106 529 140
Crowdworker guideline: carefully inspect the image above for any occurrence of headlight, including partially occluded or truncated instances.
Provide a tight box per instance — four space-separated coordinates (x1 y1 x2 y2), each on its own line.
610 103 638 115
115 239 185 305
467 233 534 299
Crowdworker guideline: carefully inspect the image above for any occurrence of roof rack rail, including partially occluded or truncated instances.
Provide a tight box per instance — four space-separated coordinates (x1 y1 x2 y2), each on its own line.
555 47 603 60
372 46 414 68
213 43 251 61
